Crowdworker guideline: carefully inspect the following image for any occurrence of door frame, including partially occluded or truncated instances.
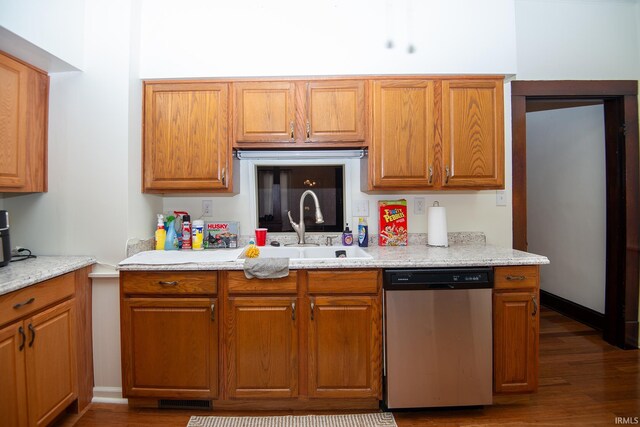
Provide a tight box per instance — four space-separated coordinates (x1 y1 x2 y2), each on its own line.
511 80 639 349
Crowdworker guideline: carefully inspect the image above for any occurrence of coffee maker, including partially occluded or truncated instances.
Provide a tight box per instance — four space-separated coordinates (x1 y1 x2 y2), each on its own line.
0 210 10 267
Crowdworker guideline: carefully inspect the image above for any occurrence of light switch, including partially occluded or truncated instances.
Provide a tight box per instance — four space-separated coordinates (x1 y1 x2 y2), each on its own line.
496 191 507 206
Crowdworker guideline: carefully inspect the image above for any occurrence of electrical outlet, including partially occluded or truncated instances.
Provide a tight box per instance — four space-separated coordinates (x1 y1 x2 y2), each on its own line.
496 190 507 206
414 197 426 215
202 200 213 217
353 200 369 217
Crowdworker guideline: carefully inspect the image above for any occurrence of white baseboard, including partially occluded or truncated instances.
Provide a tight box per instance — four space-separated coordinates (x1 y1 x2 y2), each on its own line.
92 386 128 404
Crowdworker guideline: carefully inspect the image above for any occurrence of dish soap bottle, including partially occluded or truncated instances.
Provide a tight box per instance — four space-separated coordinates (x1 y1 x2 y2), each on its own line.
358 217 369 247
155 214 166 250
342 223 353 246
164 215 178 250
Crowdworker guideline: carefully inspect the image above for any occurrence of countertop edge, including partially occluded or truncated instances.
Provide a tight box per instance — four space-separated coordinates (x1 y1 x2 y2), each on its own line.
0 256 98 296
117 244 550 271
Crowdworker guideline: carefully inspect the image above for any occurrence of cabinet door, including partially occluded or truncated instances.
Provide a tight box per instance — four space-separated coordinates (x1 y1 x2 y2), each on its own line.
25 299 77 427
234 82 296 144
442 79 504 188
308 295 381 398
493 290 539 393
0 322 28 427
121 297 218 398
143 82 230 192
226 296 298 398
370 80 435 189
305 80 366 143
0 53 48 192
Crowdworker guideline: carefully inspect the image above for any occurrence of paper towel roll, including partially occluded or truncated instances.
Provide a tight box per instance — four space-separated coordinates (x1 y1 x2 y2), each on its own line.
427 202 448 247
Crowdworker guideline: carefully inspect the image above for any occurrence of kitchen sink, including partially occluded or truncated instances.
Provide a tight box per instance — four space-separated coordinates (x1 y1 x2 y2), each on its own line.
301 246 372 260
237 245 372 260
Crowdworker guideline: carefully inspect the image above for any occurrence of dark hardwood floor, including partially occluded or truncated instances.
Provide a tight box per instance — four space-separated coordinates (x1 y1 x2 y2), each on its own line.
57 308 639 426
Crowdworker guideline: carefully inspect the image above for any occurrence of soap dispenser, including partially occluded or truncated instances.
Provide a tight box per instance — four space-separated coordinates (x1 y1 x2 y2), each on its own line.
342 223 353 246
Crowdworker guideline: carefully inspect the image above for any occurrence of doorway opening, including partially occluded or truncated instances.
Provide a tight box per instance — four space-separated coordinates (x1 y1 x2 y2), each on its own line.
511 81 639 349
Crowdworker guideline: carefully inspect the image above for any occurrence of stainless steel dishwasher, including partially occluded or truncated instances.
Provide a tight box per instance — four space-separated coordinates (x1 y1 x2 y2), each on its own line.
383 268 493 409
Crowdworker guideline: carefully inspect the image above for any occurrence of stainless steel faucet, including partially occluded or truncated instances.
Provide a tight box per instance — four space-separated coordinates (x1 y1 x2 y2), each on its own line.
287 190 324 245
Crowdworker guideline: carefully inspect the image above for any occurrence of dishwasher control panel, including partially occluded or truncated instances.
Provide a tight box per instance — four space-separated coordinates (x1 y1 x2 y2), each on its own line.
384 267 493 290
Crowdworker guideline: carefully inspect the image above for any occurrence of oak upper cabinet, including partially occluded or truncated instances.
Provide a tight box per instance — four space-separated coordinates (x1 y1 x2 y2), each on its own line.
233 80 366 148
234 82 296 144
0 51 48 193
225 271 298 399
143 81 233 193
120 271 218 399
306 270 382 399
305 80 366 144
363 76 504 191
366 80 435 190
493 266 539 393
441 79 504 189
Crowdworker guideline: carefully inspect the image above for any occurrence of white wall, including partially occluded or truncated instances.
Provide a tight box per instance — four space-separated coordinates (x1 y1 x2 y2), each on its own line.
515 0 640 80
139 0 517 78
527 105 606 313
0 0 85 70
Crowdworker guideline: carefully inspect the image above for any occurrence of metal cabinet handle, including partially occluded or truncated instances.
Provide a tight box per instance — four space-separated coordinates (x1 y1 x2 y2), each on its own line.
445 166 450 184
532 296 538 317
428 165 433 184
221 167 226 186
506 275 526 281
28 324 35 347
290 120 295 141
211 302 215 322
291 301 296 321
13 297 35 309
306 121 311 141
310 300 315 321
158 281 178 286
18 326 26 351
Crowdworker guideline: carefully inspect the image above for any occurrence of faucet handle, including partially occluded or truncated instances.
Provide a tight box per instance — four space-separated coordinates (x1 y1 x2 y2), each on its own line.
287 211 300 232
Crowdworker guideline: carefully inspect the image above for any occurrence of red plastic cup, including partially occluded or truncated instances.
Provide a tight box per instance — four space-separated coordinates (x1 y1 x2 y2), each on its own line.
255 228 267 246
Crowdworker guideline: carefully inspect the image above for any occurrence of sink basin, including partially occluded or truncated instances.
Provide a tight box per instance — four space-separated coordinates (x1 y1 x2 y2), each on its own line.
238 246 303 259
236 246 372 260
302 246 372 260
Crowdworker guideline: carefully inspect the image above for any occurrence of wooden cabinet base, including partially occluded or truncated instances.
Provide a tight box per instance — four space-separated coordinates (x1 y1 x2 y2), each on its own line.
127 397 380 411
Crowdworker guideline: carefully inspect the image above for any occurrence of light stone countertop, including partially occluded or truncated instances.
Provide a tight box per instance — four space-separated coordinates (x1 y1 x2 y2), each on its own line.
117 243 549 271
0 256 97 296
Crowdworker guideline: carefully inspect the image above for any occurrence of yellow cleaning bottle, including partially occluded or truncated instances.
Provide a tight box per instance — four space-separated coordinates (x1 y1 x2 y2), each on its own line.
155 214 166 250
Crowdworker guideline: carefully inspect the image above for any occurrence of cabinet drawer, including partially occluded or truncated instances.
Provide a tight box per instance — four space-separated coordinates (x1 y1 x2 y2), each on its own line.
226 271 297 294
121 271 217 295
0 272 75 327
307 270 380 294
494 266 539 290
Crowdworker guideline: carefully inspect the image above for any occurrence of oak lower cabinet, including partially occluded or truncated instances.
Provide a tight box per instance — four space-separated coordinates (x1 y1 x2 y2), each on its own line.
0 51 48 193
224 271 298 399
225 297 298 398
307 270 382 399
0 269 92 427
493 266 540 393
120 271 218 399
223 269 382 406
142 81 234 193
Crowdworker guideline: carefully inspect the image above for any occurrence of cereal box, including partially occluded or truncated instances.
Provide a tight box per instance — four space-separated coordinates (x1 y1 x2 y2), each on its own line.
378 200 408 246
204 221 239 249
